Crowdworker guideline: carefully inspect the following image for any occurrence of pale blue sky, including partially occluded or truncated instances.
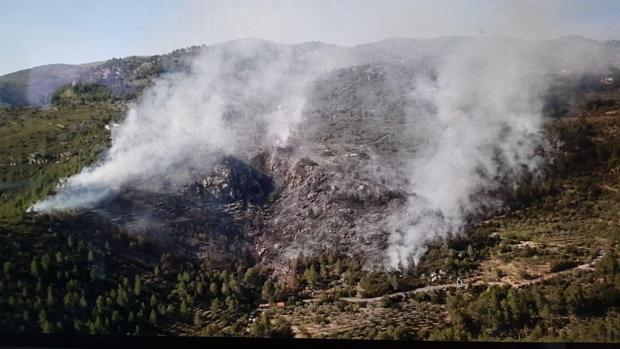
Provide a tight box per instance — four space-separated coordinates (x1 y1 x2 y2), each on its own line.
1 0 619 75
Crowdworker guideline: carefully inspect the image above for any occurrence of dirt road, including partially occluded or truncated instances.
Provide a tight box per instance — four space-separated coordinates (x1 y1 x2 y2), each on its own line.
340 252 604 304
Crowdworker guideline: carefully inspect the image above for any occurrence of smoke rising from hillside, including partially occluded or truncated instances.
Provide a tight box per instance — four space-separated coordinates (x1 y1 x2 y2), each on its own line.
30 36 618 271
32 40 348 212
386 40 548 268
385 38 616 268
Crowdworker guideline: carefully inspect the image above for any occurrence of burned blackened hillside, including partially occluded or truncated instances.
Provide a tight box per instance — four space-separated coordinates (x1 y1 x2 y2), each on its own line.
254 144 405 274
188 156 274 205
28 39 620 275
303 63 432 153
49 155 273 266
41 62 423 271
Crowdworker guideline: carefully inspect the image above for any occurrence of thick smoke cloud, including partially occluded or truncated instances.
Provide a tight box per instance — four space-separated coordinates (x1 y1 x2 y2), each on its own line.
386 38 616 268
31 35 617 271
386 39 548 268
33 40 349 211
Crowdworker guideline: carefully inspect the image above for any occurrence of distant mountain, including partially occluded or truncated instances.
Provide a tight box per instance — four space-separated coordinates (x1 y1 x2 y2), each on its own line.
2 36 619 108
0 63 96 107
0 46 203 107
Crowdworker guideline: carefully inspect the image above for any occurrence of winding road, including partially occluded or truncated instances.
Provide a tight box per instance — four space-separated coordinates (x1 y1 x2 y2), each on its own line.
339 252 604 304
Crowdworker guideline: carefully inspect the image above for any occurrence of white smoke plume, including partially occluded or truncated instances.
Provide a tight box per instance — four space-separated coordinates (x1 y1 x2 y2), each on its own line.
386 38 616 268
29 35 618 272
32 39 349 212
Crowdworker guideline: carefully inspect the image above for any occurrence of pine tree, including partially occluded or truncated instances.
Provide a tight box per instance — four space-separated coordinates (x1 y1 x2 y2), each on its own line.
304 265 320 287
30 258 40 277
35 279 43 293
116 289 127 307
243 267 261 288
221 282 230 296
95 295 104 311
63 292 74 308
210 282 219 297
3 261 12 280
388 273 399 291
225 296 238 311
94 316 104 333
210 298 221 313
334 259 342 274
37 310 47 328
596 251 619 280
261 280 275 302
41 254 50 271
46 286 55 306
149 309 158 325
467 244 476 260
228 278 240 296
180 300 189 314
133 277 142 296
42 320 54 334
319 263 328 279
196 281 204 296
74 319 82 332
79 296 88 309
88 321 96 335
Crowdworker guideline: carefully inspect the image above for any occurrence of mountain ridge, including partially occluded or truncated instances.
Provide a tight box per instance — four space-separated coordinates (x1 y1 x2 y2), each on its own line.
3 36 619 108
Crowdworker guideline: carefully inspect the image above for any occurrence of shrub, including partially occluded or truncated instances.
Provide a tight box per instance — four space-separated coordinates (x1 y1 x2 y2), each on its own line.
550 259 579 273
359 272 395 298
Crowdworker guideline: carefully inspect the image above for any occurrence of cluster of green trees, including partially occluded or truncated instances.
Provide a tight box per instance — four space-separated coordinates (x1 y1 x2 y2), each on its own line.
51 83 113 106
332 323 417 341
168 260 274 335
288 252 428 299
290 252 365 292
247 310 293 338
551 120 620 174
0 231 154 335
430 250 620 341
0 222 295 337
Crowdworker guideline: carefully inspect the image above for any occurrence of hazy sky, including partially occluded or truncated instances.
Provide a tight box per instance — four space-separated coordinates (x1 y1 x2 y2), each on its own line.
1 0 619 75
